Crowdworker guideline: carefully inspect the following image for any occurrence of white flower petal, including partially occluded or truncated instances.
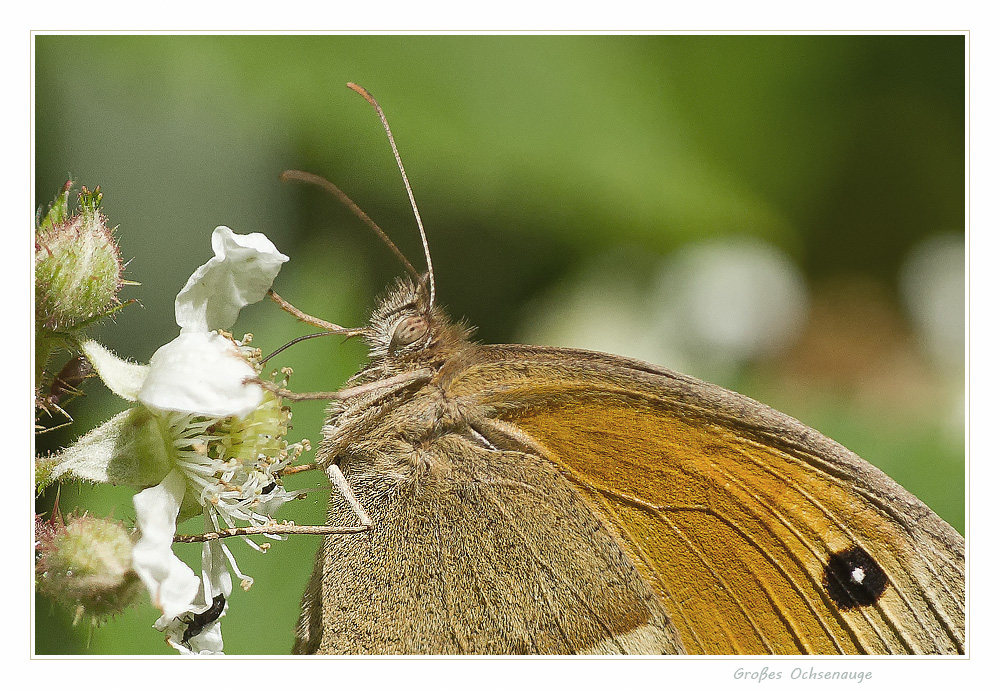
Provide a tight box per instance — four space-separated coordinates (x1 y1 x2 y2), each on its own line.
157 610 225 655
174 226 288 333
138 332 263 418
157 538 231 655
183 620 225 655
201 538 234 600
80 339 149 401
132 470 200 620
186 541 231 654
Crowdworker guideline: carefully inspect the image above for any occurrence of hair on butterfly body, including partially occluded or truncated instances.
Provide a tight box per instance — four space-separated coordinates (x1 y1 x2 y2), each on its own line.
364 277 471 363
281 84 964 655
310 279 480 477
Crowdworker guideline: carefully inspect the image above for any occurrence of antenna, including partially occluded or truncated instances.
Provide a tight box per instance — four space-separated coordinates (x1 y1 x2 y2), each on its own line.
280 169 422 286
262 331 358 366
347 82 436 309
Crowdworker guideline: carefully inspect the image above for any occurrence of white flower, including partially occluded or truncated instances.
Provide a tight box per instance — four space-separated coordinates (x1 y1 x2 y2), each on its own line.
79 226 289 418
50 226 302 654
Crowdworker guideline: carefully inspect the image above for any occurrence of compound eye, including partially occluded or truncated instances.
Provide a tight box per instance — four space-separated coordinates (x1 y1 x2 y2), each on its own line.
389 315 428 352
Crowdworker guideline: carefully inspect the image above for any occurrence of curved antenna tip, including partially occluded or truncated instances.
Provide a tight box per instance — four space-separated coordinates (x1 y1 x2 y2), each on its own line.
346 81 437 310
346 82 371 99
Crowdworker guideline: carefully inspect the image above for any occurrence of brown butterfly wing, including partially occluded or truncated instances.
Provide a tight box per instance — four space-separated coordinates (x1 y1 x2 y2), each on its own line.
296 428 684 654
449 345 965 655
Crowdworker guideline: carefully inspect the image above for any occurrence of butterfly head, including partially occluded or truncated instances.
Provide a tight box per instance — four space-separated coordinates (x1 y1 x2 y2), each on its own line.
364 278 472 365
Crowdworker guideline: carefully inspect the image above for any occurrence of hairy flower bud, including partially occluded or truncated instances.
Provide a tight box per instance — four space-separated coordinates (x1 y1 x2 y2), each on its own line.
35 184 124 334
35 514 143 625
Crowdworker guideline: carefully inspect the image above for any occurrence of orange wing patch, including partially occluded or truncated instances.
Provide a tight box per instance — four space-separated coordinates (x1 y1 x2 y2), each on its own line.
498 397 963 655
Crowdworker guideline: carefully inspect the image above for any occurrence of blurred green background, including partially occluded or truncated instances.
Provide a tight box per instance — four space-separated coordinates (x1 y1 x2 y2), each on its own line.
34 35 966 655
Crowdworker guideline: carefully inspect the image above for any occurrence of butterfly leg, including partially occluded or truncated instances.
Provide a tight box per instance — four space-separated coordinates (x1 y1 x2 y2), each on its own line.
249 368 433 402
326 462 372 528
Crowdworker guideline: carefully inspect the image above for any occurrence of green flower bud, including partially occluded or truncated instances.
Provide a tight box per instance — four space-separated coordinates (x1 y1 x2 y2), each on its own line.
35 184 124 334
35 514 143 625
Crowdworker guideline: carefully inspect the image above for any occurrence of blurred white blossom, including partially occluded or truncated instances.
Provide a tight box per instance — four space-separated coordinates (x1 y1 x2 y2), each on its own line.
520 238 808 384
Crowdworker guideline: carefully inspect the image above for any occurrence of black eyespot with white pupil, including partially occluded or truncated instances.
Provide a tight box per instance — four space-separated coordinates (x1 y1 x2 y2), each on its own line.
822 545 888 610
389 314 429 353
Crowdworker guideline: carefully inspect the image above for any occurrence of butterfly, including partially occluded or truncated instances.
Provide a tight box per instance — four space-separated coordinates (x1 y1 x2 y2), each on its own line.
284 84 965 655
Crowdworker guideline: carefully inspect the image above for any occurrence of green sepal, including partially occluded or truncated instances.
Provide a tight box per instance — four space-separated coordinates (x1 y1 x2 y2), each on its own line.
41 407 172 490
